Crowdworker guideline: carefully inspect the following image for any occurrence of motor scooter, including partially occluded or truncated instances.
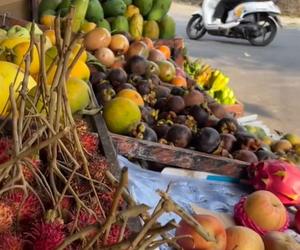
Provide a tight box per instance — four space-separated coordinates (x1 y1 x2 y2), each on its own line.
186 0 281 46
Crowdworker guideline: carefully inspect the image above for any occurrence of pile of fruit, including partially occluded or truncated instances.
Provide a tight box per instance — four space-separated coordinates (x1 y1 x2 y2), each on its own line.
0 15 212 249
38 0 176 40
184 58 238 105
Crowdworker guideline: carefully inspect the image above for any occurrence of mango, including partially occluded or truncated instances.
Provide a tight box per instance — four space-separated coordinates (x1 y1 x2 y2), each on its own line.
143 20 159 40
111 16 129 34
102 0 127 18
147 0 172 21
159 15 176 39
86 0 104 23
129 13 144 40
133 0 153 16
0 61 37 115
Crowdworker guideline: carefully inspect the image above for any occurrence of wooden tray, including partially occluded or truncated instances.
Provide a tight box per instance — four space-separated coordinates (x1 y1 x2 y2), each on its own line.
224 100 244 118
111 133 249 179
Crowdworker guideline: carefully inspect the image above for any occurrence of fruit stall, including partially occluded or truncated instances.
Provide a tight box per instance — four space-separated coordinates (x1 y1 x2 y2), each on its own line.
0 0 300 249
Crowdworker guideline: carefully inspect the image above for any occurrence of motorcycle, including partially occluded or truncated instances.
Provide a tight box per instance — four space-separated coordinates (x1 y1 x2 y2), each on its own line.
186 0 281 46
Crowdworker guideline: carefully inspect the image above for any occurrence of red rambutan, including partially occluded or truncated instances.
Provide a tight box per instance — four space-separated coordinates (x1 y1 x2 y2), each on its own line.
4 190 42 223
0 232 23 250
27 220 65 250
0 202 13 232
0 138 12 164
98 191 125 216
101 224 131 246
87 156 109 181
79 132 99 155
22 158 41 183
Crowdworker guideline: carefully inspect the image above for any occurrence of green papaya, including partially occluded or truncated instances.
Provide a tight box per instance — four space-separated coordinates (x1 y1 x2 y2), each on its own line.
102 0 127 17
111 16 129 34
159 15 176 39
143 20 159 40
147 0 172 21
86 0 104 23
123 0 133 5
129 13 144 40
97 19 111 32
133 0 153 16
38 0 62 17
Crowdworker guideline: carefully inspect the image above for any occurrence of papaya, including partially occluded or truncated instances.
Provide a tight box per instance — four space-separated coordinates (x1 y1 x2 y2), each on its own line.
97 19 111 32
125 5 140 19
111 16 129 34
143 20 159 40
147 0 172 21
159 15 176 39
123 0 133 5
129 14 144 40
102 0 127 18
133 0 153 16
56 0 71 17
86 0 104 23
38 0 62 17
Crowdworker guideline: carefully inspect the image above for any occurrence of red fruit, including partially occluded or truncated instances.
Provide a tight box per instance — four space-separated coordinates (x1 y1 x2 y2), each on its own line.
28 220 65 250
294 209 300 233
101 224 131 246
0 232 23 250
0 138 12 164
248 160 300 205
0 202 13 232
79 132 99 155
98 192 125 216
4 190 42 222
88 156 109 181
22 158 41 183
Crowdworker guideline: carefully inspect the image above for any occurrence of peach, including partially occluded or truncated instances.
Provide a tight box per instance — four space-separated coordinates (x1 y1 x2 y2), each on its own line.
225 226 264 250
263 231 300 250
244 190 287 231
175 214 226 250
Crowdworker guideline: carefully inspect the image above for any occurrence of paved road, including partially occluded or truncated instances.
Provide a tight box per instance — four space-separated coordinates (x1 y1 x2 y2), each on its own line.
170 3 300 134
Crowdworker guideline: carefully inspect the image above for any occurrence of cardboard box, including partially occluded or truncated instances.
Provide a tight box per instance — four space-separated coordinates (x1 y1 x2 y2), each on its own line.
0 0 30 20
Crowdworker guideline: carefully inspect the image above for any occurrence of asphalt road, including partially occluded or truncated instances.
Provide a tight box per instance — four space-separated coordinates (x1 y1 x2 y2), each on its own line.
170 3 300 134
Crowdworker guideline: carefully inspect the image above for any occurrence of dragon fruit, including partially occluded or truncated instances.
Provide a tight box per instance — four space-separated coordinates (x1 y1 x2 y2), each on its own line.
248 160 300 205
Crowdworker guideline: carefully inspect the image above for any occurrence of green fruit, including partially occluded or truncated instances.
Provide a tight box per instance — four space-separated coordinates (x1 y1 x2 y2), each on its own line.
103 97 141 135
56 0 71 16
102 0 127 17
157 60 176 82
123 0 133 5
159 15 176 39
282 133 300 146
147 0 172 21
143 20 159 40
133 0 153 16
86 0 104 23
40 9 56 17
38 0 62 17
111 16 129 34
129 13 144 40
97 19 111 32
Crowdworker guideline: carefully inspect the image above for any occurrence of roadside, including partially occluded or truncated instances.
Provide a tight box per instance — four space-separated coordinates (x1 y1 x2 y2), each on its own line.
171 2 300 28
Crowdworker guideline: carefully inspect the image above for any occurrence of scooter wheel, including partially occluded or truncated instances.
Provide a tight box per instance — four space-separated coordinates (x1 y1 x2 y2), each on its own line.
186 15 206 40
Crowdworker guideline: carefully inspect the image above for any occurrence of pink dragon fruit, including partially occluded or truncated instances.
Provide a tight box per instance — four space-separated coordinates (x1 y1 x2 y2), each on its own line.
248 160 300 205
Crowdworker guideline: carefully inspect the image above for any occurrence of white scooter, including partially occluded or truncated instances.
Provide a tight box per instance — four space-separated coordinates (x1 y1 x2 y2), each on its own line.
186 0 281 46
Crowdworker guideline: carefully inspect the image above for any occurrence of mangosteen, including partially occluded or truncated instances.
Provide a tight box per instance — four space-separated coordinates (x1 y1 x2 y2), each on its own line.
174 115 187 125
234 132 262 152
141 106 157 126
158 111 177 122
194 127 221 153
183 90 205 107
126 55 147 76
153 124 171 139
166 124 192 148
216 117 239 134
256 149 277 161
131 123 158 142
90 70 107 86
93 81 113 94
137 80 152 95
115 83 136 93
189 105 209 128
220 133 237 152
107 68 127 88
170 87 186 96
128 74 143 85
95 87 116 105
232 149 258 163
166 95 185 114
208 102 227 119
155 85 171 99
150 74 161 86
205 116 220 128
154 98 168 112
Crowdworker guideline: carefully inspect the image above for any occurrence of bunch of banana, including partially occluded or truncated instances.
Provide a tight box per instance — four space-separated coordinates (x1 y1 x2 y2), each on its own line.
195 64 213 87
213 86 237 105
183 58 203 79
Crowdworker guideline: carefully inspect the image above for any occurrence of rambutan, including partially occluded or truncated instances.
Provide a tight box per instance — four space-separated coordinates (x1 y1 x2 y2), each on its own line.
4 190 42 223
101 224 131 247
0 138 12 164
98 191 125 216
0 202 13 232
27 220 65 250
79 132 99 155
87 156 109 181
0 232 23 250
22 158 41 183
